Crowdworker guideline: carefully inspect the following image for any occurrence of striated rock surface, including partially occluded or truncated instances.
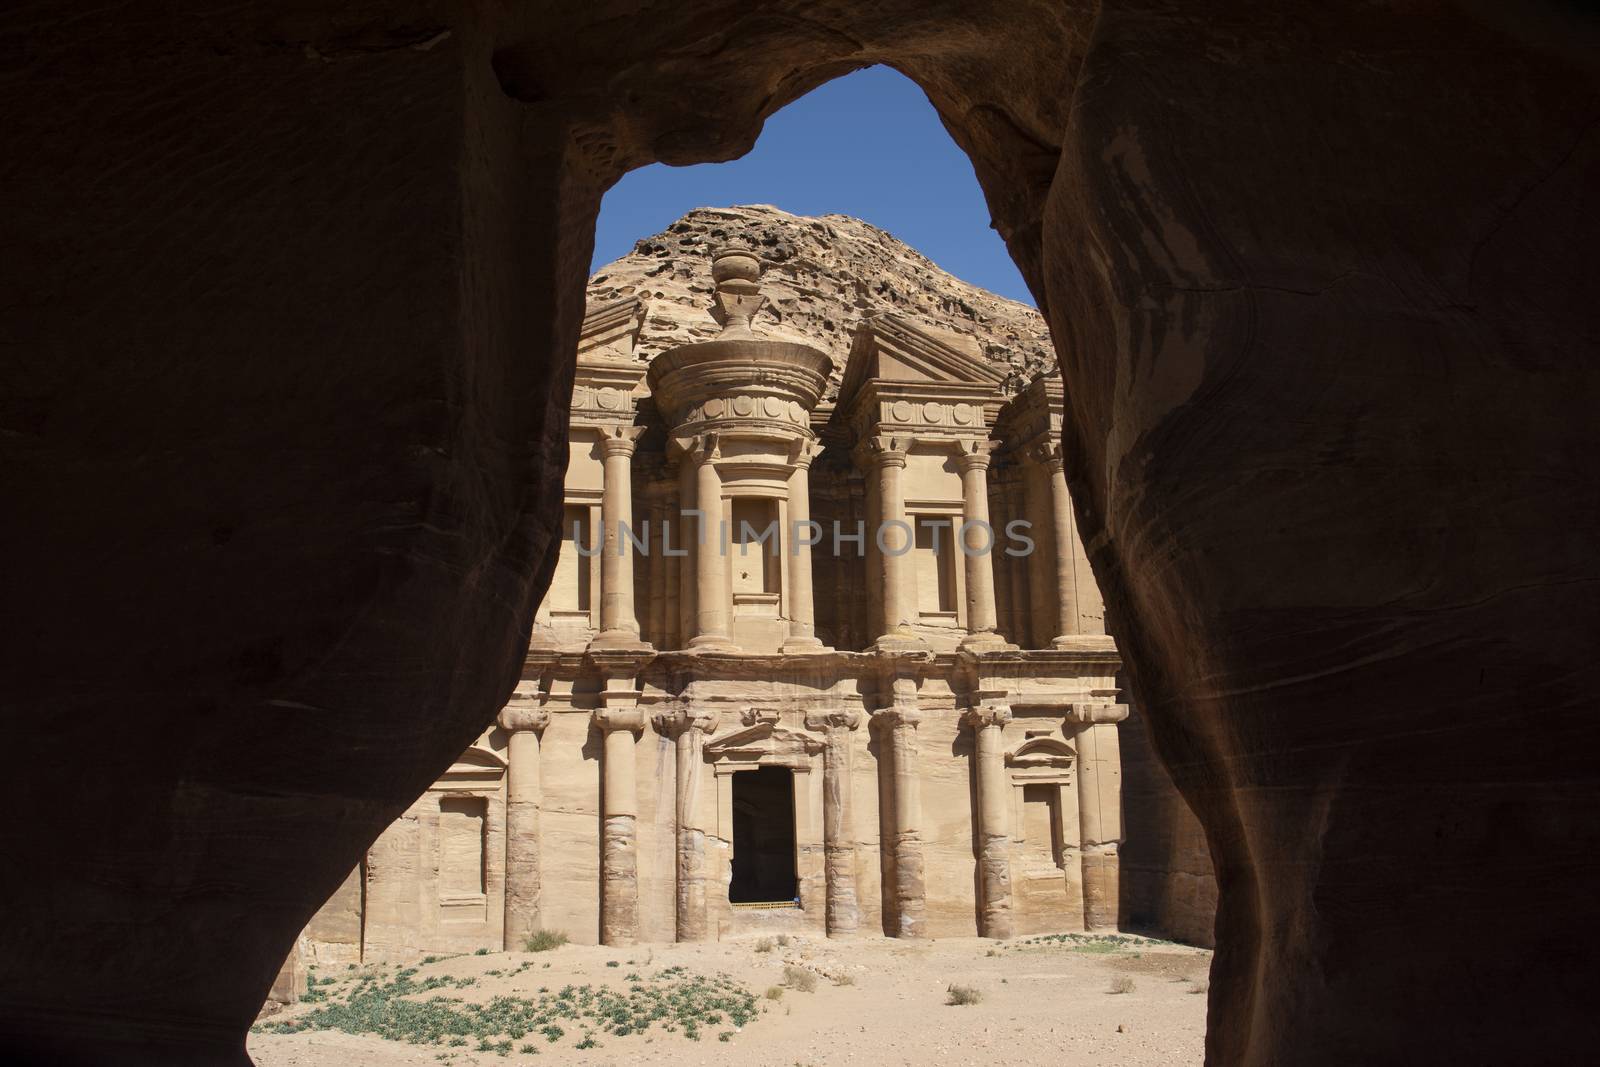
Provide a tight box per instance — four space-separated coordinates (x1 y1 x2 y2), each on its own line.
586 205 1054 394
4 3 1597 1065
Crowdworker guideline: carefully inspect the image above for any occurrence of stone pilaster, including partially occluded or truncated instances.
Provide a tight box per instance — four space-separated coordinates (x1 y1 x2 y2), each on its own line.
653 706 720 942
594 424 648 649
805 708 862 937
962 705 1014 939
646 491 669 648
498 700 550 951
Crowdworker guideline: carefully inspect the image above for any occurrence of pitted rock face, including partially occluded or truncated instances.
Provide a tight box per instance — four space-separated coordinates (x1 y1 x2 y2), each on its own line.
587 205 1056 396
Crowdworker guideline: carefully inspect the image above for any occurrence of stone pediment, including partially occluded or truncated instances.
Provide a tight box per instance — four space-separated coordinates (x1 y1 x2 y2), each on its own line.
433 745 508 787
1006 735 1075 769
578 296 645 363
838 313 1005 402
704 718 823 768
573 298 649 423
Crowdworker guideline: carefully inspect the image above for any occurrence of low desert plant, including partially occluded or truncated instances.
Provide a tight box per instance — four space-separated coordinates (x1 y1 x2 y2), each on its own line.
946 984 983 1006
764 986 784 1001
523 929 569 953
831 972 856 987
754 937 775 953
783 965 817 993
1188 979 1209 995
1108 975 1136 994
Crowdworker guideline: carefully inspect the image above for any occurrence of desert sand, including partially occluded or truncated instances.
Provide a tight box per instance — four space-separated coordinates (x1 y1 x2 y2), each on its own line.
250 933 1210 1067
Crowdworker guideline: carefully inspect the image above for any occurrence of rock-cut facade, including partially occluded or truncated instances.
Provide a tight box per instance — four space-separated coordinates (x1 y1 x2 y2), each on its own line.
298 248 1127 959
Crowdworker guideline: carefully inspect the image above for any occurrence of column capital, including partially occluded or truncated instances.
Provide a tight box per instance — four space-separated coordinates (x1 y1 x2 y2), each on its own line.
853 434 909 471
954 439 1000 474
1027 439 1065 473
593 707 647 734
498 704 551 733
600 423 646 458
1067 702 1129 725
671 432 720 465
739 707 781 728
870 706 923 731
788 436 825 469
961 706 1013 730
804 709 862 733
652 707 720 737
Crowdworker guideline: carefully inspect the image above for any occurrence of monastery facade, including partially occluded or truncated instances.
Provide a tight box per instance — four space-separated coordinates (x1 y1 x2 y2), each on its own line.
300 248 1127 960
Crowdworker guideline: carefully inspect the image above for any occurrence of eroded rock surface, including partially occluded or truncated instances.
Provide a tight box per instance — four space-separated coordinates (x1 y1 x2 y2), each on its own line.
3 3 1597 1066
587 204 1056 394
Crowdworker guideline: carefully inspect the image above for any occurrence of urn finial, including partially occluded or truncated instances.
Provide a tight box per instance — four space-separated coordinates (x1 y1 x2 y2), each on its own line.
709 244 765 336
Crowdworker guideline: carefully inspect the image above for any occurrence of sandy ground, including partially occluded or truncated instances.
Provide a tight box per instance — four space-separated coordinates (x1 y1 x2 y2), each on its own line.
250 933 1211 1067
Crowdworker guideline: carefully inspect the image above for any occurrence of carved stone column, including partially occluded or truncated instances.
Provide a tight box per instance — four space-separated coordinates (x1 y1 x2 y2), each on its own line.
595 425 648 649
594 705 646 945
687 435 736 650
1071 705 1127 930
859 436 922 649
783 439 825 651
962 706 1013 939
872 684 926 938
805 709 861 937
498 701 550 951
955 440 1009 650
1034 441 1094 647
653 707 720 942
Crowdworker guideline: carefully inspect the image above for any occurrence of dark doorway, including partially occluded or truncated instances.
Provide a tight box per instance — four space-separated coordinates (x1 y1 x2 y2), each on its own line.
729 766 799 904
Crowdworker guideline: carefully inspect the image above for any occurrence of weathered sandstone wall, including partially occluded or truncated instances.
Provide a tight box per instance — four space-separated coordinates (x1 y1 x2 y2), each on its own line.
588 204 1057 394
1119 705 1217 948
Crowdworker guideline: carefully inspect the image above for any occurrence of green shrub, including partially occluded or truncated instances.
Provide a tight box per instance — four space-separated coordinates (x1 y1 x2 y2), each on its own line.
523 930 569 953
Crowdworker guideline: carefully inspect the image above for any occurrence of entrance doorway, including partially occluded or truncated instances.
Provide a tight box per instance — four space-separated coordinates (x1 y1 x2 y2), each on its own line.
729 766 799 904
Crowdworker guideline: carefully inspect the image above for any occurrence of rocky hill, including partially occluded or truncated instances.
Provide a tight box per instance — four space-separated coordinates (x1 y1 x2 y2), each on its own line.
586 205 1055 396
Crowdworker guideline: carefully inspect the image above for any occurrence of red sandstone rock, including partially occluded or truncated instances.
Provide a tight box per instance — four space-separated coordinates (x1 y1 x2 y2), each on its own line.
1 3 1596 1064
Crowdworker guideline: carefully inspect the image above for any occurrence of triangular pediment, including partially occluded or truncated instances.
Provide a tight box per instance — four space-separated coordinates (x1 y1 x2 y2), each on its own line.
577 296 645 363
704 721 823 765
838 314 1005 407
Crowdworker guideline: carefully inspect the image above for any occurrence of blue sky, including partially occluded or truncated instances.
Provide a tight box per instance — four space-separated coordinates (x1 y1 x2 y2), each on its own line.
591 65 1033 305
